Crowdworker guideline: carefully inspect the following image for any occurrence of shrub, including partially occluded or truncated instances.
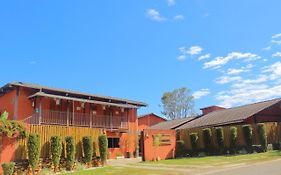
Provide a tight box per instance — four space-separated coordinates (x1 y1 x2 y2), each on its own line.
27 134 40 175
98 135 108 165
1 162 15 175
189 133 198 156
50 136 63 171
257 123 267 152
176 130 181 140
230 127 237 154
215 127 224 154
203 128 212 154
242 125 253 153
65 136 75 170
176 140 185 157
82 136 93 165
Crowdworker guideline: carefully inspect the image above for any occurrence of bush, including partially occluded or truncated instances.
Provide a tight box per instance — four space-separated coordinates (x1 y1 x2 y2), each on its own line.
98 135 108 165
1 162 15 175
27 134 40 175
65 136 75 170
82 136 93 164
176 140 185 157
215 127 224 154
50 136 63 171
189 133 198 156
257 123 267 152
230 127 237 154
242 125 253 153
202 128 212 154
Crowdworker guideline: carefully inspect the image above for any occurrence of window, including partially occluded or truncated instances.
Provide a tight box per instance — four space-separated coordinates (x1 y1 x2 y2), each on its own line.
108 137 120 148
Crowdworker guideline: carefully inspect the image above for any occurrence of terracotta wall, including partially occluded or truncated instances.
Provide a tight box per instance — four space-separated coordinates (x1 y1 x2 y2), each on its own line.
138 114 166 131
0 90 16 120
142 129 176 161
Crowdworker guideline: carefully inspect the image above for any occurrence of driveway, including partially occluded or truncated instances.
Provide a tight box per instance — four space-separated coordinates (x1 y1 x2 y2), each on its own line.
205 159 281 175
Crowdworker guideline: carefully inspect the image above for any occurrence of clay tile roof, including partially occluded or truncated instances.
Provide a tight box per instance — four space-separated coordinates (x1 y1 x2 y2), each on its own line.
178 98 281 129
149 117 195 130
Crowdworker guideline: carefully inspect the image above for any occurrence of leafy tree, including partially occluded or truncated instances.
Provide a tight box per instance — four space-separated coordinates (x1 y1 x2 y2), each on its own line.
215 127 224 154
98 135 108 165
50 136 63 172
82 136 93 165
27 134 40 175
242 125 253 153
203 128 212 154
257 123 267 152
65 136 75 170
161 87 195 119
230 127 238 154
2 162 15 175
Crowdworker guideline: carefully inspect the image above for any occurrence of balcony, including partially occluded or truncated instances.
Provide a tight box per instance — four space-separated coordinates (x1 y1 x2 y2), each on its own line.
23 110 129 130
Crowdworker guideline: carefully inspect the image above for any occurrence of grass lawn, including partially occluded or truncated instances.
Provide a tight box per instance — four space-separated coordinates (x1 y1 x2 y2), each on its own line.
63 151 281 175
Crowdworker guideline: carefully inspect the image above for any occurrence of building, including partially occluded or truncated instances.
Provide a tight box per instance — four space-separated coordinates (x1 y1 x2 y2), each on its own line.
138 113 167 131
179 98 281 129
0 82 147 161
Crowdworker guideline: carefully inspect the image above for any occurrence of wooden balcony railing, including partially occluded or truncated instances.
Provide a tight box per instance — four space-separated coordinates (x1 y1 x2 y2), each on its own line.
23 110 129 130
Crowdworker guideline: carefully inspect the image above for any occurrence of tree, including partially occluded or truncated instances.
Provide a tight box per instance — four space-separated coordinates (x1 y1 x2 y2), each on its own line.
161 87 195 119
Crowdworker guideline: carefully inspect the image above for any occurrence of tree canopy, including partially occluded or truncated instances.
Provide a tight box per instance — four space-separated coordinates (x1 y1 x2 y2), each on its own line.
161 87 195 120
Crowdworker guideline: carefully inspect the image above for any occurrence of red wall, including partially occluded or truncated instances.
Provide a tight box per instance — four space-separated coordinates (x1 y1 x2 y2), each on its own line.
142 129 176 161
138 114 166 131
0 90 16 120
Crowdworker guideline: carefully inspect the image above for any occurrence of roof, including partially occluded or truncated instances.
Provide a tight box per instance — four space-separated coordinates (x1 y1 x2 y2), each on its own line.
138 113 167 121
179 98 281 129
0 82 147 107
149 117 195 130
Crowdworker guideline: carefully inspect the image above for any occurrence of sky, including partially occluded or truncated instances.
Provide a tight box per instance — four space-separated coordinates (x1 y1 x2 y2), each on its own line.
0 0 281 116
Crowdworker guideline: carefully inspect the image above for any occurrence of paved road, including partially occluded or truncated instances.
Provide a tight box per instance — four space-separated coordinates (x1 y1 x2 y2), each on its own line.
206 159 281 175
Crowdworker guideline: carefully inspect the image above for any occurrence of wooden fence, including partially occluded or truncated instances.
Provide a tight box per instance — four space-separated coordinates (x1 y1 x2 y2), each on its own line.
15 125 103 161
179 122 281 150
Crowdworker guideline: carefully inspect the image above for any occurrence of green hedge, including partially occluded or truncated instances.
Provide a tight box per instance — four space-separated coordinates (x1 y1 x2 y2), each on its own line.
203 128 212 154
1 162 15 175
82 136 93 164
230 127 237 154
27 134 40 174
189 133 198 156
98 135 108 165
242 125 253 153
50 136 63 171
257 123 267 152
215 127 224 154
175 140 185 157
65 136 75 170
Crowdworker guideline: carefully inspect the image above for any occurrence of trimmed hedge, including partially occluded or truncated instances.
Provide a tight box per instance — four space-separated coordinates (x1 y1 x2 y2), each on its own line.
82 136 93 164
27 134 40 175
65 136 75 170
1 162 15 175
50 136 63 171
230 127 237 154
215 127 224 154
98 135 108 165
175 140 185 157
242 125 253 153
257 123 267 152
203 128 212 154
189 133 198 156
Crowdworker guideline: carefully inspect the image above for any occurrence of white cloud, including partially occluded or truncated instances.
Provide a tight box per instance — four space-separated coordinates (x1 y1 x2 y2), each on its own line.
214 76 242 84
193 89 210 99
198 53 211 61
271 40 281 45
272 52 281 57
146 9 166 21
263 62 281 80
177 55 186 61
174 15 184 20
226 64 253 75
203 52 260 69
262 46 271 51
272 33 281 39
186 46 203 55
167 0 176 6
29 61 37 65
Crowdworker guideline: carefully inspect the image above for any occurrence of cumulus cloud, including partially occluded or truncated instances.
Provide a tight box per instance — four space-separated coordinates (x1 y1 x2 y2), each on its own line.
262 46 271 51
167 0 176 6
226 64 253 75
273 52 281 57
263 62 281 80
177 45 203 61
203 52 260 69
214 76 242 84
193 89 210 99
272 33 281 39
146 9 166 21
174 15 184 20
198 53 211 61
177 55 186 61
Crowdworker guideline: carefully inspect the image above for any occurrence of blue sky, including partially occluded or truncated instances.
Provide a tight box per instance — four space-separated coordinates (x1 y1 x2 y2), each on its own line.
0 0 281 116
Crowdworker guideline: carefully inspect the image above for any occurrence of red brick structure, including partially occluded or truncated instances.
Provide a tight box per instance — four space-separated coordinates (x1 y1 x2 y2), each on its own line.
138 113 166 131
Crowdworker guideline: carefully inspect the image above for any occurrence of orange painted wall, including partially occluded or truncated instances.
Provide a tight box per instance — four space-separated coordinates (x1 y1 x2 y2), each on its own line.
138 114 166 131
142 129 176 161
0 90 16 120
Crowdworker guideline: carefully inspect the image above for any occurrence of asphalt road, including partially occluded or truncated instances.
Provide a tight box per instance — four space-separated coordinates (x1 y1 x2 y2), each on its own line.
207 159 281 175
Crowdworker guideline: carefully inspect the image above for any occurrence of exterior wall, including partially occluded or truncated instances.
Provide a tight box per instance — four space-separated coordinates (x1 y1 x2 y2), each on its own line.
0 90 16 119
142 129 176 161
200 106 225 115
138 114 166 131
0 136 17 164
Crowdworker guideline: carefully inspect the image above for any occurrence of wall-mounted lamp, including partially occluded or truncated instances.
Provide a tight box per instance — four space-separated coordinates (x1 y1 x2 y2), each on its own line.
102 105 106 110
81 102 85 108
92 110 97 115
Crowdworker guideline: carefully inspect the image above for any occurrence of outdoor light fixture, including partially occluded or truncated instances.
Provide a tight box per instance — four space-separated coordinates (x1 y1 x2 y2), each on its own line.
55 99 60 105
92 110 97 115
81 102 85 108
102 105 106 110
32 101 35 107
115 111 119 115
121 108 124 112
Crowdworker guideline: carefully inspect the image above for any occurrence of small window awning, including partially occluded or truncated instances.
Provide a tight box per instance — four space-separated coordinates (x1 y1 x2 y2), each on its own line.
28 92 139 109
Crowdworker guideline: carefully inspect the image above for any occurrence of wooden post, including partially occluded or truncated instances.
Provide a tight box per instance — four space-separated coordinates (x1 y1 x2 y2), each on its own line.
67 100 69 126
72 100 75 126
89 104 92 128
39 96 42 125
